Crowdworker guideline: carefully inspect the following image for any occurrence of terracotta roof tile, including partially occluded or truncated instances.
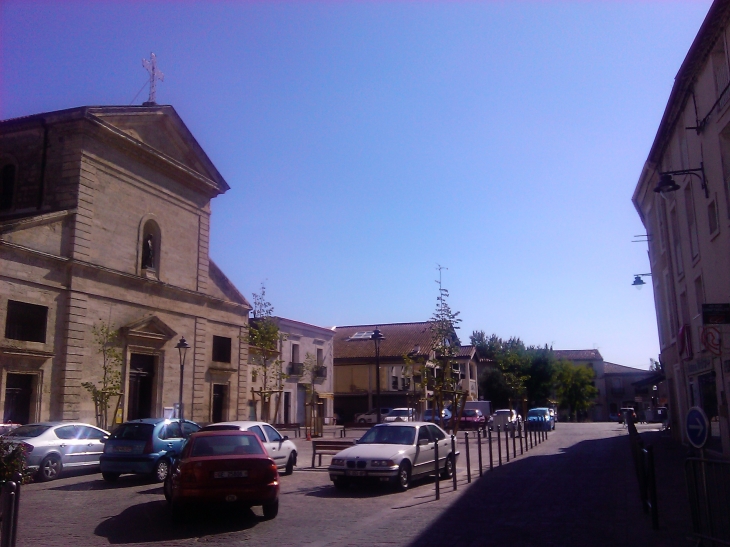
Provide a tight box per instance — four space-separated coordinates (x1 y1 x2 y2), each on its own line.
334 322 436 361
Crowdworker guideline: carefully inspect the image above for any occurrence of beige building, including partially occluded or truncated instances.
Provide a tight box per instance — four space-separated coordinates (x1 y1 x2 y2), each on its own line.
632 0 730 456
248 317 335 425
0 105 251 426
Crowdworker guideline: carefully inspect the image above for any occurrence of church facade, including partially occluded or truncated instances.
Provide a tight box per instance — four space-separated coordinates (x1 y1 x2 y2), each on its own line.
0 105 251 426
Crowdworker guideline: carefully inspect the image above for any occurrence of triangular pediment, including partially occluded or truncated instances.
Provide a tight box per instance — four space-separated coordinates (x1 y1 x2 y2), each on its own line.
87 106 229 195
121 315 177 343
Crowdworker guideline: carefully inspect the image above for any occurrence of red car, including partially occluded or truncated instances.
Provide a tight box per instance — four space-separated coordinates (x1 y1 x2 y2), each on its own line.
457 409 486 430
165 430 280 519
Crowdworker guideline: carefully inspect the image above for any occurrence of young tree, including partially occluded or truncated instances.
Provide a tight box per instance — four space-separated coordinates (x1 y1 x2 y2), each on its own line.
553 360 598 421
81 322 123 431
247 283 286 422
428 266 464 427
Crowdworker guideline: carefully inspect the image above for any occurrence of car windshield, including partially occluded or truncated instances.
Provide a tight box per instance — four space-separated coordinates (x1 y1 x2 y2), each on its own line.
190 434 264 457
528 410 545 417
389 410 410 417
110 423 154 441
463 409 479 417
359 426 415 445
6 425 50 438
201 424 241 432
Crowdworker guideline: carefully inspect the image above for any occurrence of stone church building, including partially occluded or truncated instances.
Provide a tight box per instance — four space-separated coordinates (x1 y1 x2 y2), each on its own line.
0 104 251 426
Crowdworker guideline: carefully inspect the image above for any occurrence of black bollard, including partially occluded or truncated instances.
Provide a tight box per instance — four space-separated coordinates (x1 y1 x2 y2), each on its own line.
512 425 517 459
434 436 440 500
488 426 494 471
465 432 471 483
477 428 483 477
519 422 524 455
497 425 502 467
451 434 457 491
504 426 509 462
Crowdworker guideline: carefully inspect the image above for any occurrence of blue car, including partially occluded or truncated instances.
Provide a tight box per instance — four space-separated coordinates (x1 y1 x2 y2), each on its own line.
100 418 200 482
526 408 554 431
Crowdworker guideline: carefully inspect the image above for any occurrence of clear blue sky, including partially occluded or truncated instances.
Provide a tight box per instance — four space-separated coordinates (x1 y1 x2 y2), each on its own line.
0 1 713 369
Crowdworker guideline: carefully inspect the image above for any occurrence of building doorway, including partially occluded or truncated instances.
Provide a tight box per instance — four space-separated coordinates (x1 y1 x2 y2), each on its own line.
212 384 228 423
127 354 155 420
3 374 34 424
297 385 307 424
283 391 291 424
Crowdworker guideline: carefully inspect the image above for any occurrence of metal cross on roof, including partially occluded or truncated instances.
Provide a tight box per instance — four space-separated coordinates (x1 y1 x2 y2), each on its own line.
142 53 164 105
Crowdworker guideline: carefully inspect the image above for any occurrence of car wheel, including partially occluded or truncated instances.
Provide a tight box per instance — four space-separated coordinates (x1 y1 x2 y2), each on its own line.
102 472 120 482
395 462 411 492
357 418 366 423
152 459 170 482
284 452 296 475
332 478 349 490
440 454 454 480
262 499 279 520
38 454 62 482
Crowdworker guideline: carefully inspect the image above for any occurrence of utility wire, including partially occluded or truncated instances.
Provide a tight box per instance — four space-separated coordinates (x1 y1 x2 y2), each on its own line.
129 79 148 105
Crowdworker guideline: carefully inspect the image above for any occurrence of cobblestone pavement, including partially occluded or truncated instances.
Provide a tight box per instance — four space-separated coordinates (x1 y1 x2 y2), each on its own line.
16 423 694 546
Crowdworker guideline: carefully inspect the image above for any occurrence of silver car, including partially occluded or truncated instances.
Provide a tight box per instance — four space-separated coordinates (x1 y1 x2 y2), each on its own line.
6 422 109 481
328 422 459 492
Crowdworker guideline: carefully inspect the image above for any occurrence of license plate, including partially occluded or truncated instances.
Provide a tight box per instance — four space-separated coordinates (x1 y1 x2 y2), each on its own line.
213 470 248 479
113 446 133 453
345 470 366 477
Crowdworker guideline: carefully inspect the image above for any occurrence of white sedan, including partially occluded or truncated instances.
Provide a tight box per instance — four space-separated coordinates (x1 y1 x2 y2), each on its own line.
200 421 297 474
328 422 459 492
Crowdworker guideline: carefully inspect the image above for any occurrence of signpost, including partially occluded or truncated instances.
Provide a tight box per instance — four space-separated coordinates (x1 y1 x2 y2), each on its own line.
685 406 709 449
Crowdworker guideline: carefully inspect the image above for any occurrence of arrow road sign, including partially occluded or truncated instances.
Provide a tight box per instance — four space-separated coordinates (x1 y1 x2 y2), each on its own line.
686 407 709 449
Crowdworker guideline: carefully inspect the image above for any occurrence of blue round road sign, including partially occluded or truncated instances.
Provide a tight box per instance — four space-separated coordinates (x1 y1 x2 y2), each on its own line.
686 406 709 449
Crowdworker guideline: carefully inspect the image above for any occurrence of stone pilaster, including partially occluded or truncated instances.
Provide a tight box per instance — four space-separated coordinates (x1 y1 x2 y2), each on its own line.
192 316 207 421
237 324 249 420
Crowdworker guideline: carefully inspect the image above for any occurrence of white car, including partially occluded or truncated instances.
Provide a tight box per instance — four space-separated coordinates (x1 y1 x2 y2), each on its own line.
383 408 416 422
200 421 297 474
354 408 392 424
328 422 459 491
489 409 519 432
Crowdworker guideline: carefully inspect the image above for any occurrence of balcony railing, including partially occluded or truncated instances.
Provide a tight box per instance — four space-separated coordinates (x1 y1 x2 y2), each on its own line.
289 362 304 376
314 366 327 379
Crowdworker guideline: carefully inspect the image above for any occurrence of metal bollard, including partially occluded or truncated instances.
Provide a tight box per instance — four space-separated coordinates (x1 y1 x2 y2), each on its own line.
519 422 524 455
477 428 483 477
465 432 471 484
504 426 509 463
497 425 502 466
488 427 494 471
512 426 517 459
451 434 457 491
1 481 18 547
434 437 440 500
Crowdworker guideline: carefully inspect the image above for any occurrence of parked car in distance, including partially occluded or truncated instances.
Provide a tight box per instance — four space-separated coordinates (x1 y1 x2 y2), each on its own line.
618 407 636 425
456 408 486 430
423 407 452 426
464 401 492 419
165 430 280 520
328 422 458 492
200 421 297 474
489 409 519 432
5 422 109 481
0 423 21 436
100 418 200 482
548 408 557 424
383 408 416 422
354 408 392 424
526 408 554 431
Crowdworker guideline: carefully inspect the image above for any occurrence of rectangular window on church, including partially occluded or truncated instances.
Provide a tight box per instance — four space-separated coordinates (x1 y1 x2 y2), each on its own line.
212 336 232 363
5 300 48 343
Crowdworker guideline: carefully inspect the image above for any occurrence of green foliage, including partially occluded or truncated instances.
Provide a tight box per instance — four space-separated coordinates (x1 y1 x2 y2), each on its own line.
0 436 31 484
553 360 598 420
472 332 556 408
81 322 123 431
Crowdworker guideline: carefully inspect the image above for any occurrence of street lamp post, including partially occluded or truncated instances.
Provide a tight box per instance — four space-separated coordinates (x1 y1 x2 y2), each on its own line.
175 337 190 421
371 328 385 424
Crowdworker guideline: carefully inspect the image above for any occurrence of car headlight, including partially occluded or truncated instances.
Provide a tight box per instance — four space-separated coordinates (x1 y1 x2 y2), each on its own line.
331 458 345 466
370 459 395 468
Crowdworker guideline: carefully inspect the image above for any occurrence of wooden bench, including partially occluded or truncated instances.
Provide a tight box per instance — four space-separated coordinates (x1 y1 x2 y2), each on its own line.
311 439 355 467
273 423 301 438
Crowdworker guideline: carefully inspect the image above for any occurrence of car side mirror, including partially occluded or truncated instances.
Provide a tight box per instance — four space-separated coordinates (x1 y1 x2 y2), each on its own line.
418 438 430 446
100 436 108 443
283 436 289 441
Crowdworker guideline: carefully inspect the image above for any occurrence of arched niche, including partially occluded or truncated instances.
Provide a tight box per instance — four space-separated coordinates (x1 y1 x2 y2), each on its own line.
137 215 162 279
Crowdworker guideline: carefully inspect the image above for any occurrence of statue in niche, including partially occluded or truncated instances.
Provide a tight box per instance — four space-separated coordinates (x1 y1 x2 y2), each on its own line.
141 233 155 270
